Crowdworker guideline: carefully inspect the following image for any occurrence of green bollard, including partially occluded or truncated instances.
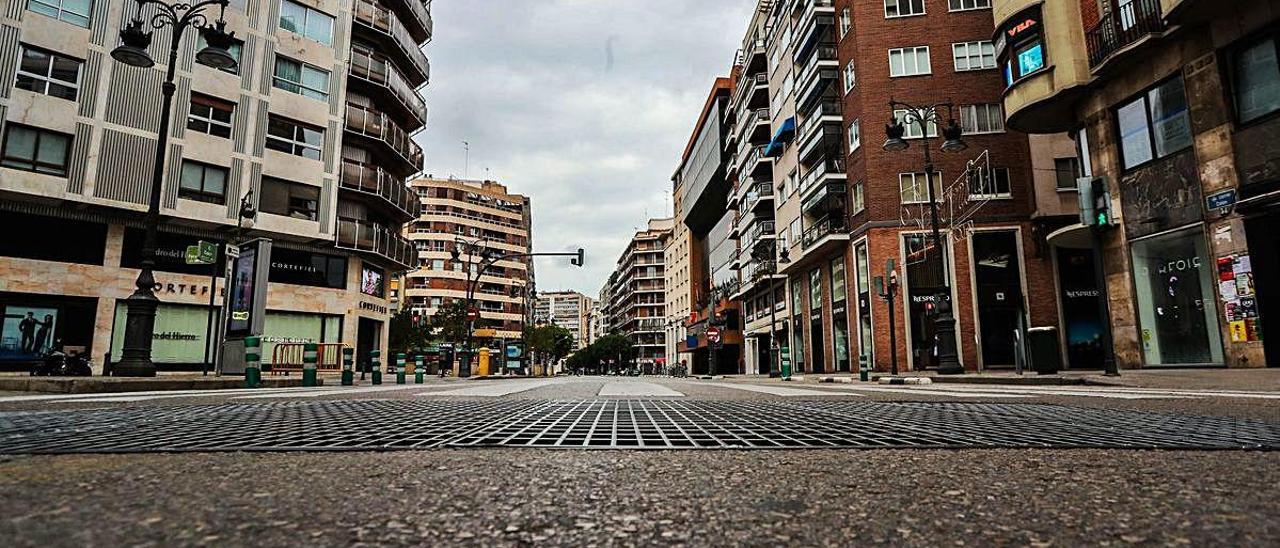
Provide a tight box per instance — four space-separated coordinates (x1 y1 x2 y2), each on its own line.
341 347 355 386
302 343 319 387
415 355 425 384
859 353 870 382
371 349 383 385
395 352 406 385
244 336 262 388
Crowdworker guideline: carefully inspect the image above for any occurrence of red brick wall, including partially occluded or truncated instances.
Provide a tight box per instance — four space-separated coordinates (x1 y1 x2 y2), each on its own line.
1081 0 1102 30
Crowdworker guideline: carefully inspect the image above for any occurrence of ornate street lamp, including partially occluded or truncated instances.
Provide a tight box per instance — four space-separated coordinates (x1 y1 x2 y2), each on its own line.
111 0 237 377
883 100 969 375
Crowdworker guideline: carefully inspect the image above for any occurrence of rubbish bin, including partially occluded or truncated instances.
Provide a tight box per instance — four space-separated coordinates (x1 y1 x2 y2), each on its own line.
1026 327 1061 375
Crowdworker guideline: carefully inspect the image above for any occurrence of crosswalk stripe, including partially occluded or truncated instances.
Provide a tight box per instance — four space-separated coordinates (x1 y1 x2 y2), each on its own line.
598 381 685 397
807 385 1033 398
417 379 564 397
696 382 860 397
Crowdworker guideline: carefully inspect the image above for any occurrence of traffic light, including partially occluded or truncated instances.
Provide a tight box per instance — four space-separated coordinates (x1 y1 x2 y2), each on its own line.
1077 177 1113 228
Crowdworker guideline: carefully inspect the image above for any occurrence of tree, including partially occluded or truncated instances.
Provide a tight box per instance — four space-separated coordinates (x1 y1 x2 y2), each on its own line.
524 324 574 367
432 300 471 347
388 308 432 355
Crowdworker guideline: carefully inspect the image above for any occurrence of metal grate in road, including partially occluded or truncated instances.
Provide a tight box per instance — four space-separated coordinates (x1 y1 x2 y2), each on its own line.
1 400 1278 454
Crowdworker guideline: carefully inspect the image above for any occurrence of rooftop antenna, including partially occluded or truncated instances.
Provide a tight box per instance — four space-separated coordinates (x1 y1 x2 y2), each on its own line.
462 141 470 179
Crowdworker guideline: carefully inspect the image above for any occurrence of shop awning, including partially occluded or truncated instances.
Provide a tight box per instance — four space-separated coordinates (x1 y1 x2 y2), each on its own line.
764 117 796 157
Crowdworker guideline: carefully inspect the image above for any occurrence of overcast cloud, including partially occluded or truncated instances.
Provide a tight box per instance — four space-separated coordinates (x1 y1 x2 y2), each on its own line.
414 0 752 297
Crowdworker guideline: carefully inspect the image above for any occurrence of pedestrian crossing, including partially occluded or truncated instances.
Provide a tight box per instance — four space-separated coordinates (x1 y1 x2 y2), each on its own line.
4 377 1280 405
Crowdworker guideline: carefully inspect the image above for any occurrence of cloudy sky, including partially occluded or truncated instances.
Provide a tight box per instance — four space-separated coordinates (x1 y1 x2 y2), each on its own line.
414 0 752 297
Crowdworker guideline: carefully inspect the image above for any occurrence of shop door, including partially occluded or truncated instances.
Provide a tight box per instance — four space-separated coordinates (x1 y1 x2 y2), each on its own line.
1055 247 1105 369
972 232 1025 368
1245 214 1278 366
357 318 381 372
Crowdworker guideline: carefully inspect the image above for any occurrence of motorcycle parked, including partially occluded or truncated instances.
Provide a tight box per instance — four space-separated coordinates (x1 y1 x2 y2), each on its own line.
30 343 93 377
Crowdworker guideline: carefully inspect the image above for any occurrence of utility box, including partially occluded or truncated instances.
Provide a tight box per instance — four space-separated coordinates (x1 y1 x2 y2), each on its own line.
1026 327 1061 375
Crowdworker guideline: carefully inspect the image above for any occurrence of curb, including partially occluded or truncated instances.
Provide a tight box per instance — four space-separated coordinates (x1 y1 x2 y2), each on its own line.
0 377 317 394
696 375 726 380
926 376 1086 386
816 376 856 384
878 377 933 385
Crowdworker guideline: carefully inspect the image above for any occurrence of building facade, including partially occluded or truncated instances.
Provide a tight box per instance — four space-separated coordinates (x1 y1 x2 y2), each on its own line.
0 0 432 372
533 290 593 350
602 218 673 370
991 0 1278 368
403 178 532 343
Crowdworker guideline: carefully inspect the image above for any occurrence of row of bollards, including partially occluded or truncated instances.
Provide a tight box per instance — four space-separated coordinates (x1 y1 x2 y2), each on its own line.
242 343 437 389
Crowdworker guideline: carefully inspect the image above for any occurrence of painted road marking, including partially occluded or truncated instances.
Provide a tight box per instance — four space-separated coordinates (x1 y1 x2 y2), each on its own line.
697 382 860 397
598 381 685 397
417 378 568 397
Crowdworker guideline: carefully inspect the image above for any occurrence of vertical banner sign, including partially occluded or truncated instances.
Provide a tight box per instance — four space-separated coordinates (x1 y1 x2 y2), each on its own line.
505 341 524 370
227 239 273 338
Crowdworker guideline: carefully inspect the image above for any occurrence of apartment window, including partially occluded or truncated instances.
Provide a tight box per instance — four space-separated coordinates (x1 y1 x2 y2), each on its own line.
260 177 319 221
969 167 1012 198
885 0 925 18
273 57 330 101
178 161 228 204
1054 157 1081 191
279 0 334 45
790 218 802 245
959 104 1005 134
847 119 861 152
899 172 943 204
831 258 847 303
889 46 931 77
27 0 91 27
186 94 234 139
197 34 242 74
14 45 80 101
851 181 866 215
265 115 323 160
843 61 856 92
1230 35 1280 124
1 124 71 176
1116 76 1193 170
949 0 990 11
893 109 938 139
952 41 996 71
839 8 851 38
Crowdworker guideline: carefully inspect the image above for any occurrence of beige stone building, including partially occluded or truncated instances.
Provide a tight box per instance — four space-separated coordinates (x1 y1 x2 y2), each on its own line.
533 290 593 350
0 0 433 372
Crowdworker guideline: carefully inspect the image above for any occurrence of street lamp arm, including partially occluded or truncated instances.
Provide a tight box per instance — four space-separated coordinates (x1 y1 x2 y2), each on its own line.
132 0 228 32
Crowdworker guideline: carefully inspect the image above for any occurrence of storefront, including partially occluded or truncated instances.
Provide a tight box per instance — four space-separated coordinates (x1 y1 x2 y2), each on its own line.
970 230 1026 368
1129 226 1224 366
0 292 98 370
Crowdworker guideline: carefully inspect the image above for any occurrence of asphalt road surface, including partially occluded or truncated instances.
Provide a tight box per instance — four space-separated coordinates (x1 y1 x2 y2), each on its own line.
2 376 1278 546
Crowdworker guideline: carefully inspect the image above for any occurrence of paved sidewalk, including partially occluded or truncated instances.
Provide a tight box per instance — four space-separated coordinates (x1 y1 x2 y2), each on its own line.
0 374 315 394
723 368 1280 392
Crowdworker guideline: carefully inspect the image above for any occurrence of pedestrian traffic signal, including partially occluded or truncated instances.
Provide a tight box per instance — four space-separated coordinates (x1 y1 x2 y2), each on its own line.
1077 177 1113 228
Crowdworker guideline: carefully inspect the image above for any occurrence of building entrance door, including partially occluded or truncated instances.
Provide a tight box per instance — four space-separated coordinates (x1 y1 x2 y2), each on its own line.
357 317 382 373
972 231 1026 368
1245 213 1278 366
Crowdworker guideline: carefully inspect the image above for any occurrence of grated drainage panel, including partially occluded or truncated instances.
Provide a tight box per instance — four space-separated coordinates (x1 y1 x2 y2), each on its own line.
1 400 1278 454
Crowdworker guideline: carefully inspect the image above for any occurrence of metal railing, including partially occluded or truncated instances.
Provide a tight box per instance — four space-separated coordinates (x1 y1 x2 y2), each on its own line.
336 218 416 268
801 215 847 249
420 207 525 230
733 72 768 106
737 107 770 139
339 159 421 219
389 0 433 42
798 99 841 143
345 102 424 171
348 46 428 126
1085 0 1165 69
353 0 431 84
740 145 769 175
743 181 774 211
799 157 846 195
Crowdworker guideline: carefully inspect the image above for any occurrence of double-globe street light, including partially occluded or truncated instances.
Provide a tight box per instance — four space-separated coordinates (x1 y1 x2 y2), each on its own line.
450 238 584 377
882 100 968 375
110 0 239 377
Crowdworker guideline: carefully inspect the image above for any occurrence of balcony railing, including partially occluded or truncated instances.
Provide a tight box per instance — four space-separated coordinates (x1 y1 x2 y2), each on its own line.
353 0 432 84
1085 0 1166 69
336 218 415 268
734 72 768 106
345 102 424 172
802 215 847 249
339 159 421 220
801 182 846 214
349 44 428 127
798 99 841 143
799 157 846 195
388 0 433 42
736 107 770 139
739 145 769 175
420 207 525 230
743 181 774 212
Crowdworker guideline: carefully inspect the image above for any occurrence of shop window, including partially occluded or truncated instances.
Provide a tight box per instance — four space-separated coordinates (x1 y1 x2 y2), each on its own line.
178 161 228 205
269 247 347 289
14 45 80 101
260 177 319 221
265 115 324 160
1116 76 1193 170
831 258 847 303
1230 35 1280 124
996 6 1047 88
899 171 943 204
809 269 823 310
273 57 330 102
279 0 334 45
884 0 925 18
889 46 931 77
197 33 242 74
1130 228 1224 365
1054 157 1080 191
187 94 234 139
27 0 91 28
1 124 71 176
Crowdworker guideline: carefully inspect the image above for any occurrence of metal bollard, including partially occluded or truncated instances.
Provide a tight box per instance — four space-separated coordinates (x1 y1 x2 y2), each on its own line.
245 336 262 388
395 352 407 385
302 343 319 387
341 347 355 386
859 354 870 382
371 349 383 385
415 355 425 384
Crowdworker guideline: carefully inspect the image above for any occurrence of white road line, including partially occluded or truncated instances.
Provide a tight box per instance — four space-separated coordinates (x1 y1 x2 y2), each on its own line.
867 384 1197 400
810 385 1033 398
416 379 566 397
231 384 457 400
598 381 685 397
697 382 860 397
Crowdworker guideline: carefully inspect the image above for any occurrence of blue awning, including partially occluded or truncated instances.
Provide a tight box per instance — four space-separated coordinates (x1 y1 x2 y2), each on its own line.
763 117 796 157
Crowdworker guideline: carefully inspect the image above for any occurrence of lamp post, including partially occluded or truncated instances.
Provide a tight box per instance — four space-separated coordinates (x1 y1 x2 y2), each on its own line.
883 100 968 375
450 238 583 377
110 0 238 377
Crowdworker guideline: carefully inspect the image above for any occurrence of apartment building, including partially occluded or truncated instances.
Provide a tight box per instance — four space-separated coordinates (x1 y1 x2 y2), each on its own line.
403 178 533 343
603 218 673 370
533 290 593 350
0 0 433 371
663 179 691 367
990 0 1278 368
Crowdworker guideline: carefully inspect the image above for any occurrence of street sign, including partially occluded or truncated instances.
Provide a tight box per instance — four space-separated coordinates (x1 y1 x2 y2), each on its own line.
184 240 217 265
707 326 722 348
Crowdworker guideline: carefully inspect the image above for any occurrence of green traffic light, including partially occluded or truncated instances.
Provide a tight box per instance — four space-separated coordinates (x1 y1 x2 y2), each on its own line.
1097 213 1109 226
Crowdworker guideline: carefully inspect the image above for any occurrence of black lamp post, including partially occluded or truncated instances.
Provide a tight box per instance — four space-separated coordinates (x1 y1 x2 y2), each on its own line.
110 0 237 377
883 100 968 375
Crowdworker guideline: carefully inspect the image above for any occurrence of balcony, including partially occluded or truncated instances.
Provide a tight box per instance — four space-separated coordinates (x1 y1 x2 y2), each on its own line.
796 49 838 111
744 219 776 251
336 218 416 269
345 102 424 173
801 182 846 215
339 159 421 221
386 0 433 43
352 0 431 85
795 0 836 64
799 158 847 197
798 99 841 146
734 72 769 111
744 181 774 215
1085 0 1166 70
797 123 843 164
736 107 771 145
739 145 771 178
742 37 768 75
801 215 847 250
348 44 428 128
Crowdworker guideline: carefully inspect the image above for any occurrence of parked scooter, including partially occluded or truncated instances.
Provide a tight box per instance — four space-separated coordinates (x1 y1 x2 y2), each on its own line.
31 342 93 377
